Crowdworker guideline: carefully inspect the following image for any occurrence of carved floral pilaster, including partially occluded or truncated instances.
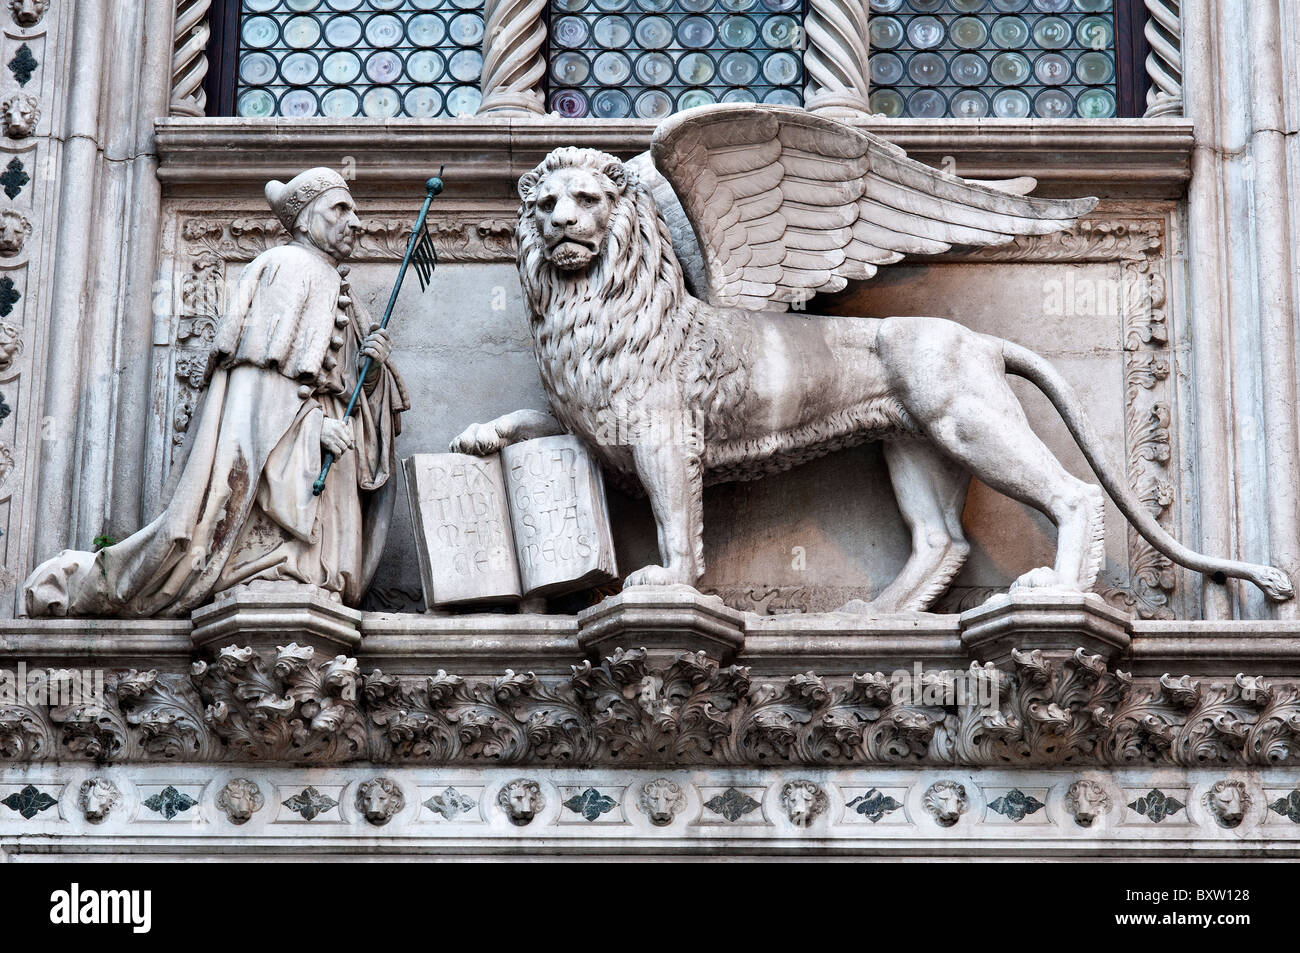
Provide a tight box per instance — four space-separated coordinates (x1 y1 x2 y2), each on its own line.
803 0 872 117
476 0 547 116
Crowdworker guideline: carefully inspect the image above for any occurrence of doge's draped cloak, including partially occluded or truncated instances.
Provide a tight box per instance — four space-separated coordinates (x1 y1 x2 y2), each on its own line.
22 242 409 618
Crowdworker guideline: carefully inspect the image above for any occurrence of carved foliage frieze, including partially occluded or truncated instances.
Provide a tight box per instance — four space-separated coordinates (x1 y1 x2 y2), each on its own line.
4 645 1300 768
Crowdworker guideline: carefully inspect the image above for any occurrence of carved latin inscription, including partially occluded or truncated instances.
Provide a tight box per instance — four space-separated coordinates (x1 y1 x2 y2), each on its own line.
404 453 520 606
501 435 616 598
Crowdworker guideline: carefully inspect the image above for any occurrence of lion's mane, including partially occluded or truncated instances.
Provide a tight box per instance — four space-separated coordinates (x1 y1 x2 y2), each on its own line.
517 148 699 439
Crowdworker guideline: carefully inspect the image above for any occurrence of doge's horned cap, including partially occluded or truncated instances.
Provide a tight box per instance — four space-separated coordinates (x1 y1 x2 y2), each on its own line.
265 168 349 230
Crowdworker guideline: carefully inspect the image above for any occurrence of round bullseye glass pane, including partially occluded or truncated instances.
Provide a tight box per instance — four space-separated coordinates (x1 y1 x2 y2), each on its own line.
283 15 321 48
321 88 359 117
635 16 672 48
239 51 276 86
869 88 905 117
635 51 673 85
446 85 481 115
1077 16 1113 49
593 15 632 48
322 50 361 84
870 17 904 50
908 51 946 85
950 52 989 84
237 88 276 117
906 16 944 49
1034 52 1071 84
241 16 278 49
677 51 715 84
719 51 759 85
323 15 362 47
592 88 631 117
279 89 318 117
991 16 1029 48
678 16 715 48
409 14 446 47
281 52 319 85
907 88 947 118
449 13 483 45
593 50 631 84
404 86 443 117
763 51 799 84
1034 88 1073 117
871 52 905 86
448 48 483 82
366 50 403 84
762 15 800 48
991 51 1031 84
635 89 673 118
406 50 444 83
552 51 591 85
992 87 1031 117
362 87 401 118
678 89 716 110
1033 16 1071 48
1076 50 1113 83
951 89 989 117
1077 87 1115 117
365 14 403 47
719 16 757 48
951 16 988 49
551 88 589 117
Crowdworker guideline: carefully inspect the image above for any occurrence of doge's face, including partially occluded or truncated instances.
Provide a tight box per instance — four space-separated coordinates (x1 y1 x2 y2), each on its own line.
533 168 615 272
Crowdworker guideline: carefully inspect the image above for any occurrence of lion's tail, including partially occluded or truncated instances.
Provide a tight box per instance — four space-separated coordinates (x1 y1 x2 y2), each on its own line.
1000 339 1295 602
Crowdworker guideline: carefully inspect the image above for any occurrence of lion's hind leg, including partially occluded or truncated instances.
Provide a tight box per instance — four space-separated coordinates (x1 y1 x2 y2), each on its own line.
878 316 1106 593
838 440 971 614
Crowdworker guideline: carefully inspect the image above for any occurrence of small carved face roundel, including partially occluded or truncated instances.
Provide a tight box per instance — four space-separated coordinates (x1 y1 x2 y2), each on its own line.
638 778 686 826
356 777 405 826
0 209 32 257
8 0 48 28
1065 779 1110 828
1203 779 1250 828
780 780 829 827
216 778 264 825
520 155 626 272
78 778 121 823
1 93 38 138
498 778 544 826
923 780 969 827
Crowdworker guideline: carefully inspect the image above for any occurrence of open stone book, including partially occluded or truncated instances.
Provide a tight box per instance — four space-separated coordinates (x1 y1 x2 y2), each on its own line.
404 434 618 608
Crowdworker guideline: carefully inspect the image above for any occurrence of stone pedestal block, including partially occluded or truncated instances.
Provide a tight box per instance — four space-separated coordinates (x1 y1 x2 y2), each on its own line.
190 582 363 657
958 589 1132 667
576 585 746 664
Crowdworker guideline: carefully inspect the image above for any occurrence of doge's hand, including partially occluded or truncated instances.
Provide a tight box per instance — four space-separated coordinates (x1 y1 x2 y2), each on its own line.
359 324 392 370
450 420 506 456
321 417 355 457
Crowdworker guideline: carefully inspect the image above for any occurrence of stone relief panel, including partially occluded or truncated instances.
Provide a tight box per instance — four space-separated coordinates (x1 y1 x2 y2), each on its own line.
157 200 1183 618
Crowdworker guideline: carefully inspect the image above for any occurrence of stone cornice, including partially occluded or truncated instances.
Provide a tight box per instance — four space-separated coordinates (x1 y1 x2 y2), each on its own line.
4 616 1300 678
154 117 1195 200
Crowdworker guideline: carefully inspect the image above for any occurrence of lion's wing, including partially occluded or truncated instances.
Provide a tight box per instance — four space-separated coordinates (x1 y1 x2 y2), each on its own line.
650 104 1098 312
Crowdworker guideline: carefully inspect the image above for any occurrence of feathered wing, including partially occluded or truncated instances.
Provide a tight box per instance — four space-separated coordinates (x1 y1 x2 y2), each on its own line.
649 104 1099 311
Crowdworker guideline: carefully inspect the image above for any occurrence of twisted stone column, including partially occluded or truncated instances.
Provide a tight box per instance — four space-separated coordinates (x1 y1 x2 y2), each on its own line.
170 0 211 116
803 0 872 117
1143 0 1183 117
476 0 547 116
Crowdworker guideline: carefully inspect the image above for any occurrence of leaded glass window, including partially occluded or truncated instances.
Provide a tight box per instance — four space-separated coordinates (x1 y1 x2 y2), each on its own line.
235 0 485 118
547 0 805 120
866 0 1120 119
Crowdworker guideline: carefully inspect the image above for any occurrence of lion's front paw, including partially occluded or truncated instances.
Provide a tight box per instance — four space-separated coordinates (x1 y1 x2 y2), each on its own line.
1010 567 1069 592
623 564 691 587
450 421 506 456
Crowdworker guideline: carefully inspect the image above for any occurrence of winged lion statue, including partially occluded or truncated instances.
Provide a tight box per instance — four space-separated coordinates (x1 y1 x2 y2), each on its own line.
452 104 1293 612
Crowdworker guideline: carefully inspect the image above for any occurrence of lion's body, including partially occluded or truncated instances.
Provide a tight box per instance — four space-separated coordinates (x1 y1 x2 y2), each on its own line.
452 145 1293 609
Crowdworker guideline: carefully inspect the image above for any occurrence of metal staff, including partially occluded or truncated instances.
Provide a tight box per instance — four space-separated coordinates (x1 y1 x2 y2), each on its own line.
313 170 444 497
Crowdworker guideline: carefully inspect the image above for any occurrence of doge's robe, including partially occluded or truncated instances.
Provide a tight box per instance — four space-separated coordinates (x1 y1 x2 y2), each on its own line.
23 242 409 618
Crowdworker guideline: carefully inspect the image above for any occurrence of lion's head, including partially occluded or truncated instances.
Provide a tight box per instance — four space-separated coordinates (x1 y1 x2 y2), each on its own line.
515 147 692 437
518 147 629 272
